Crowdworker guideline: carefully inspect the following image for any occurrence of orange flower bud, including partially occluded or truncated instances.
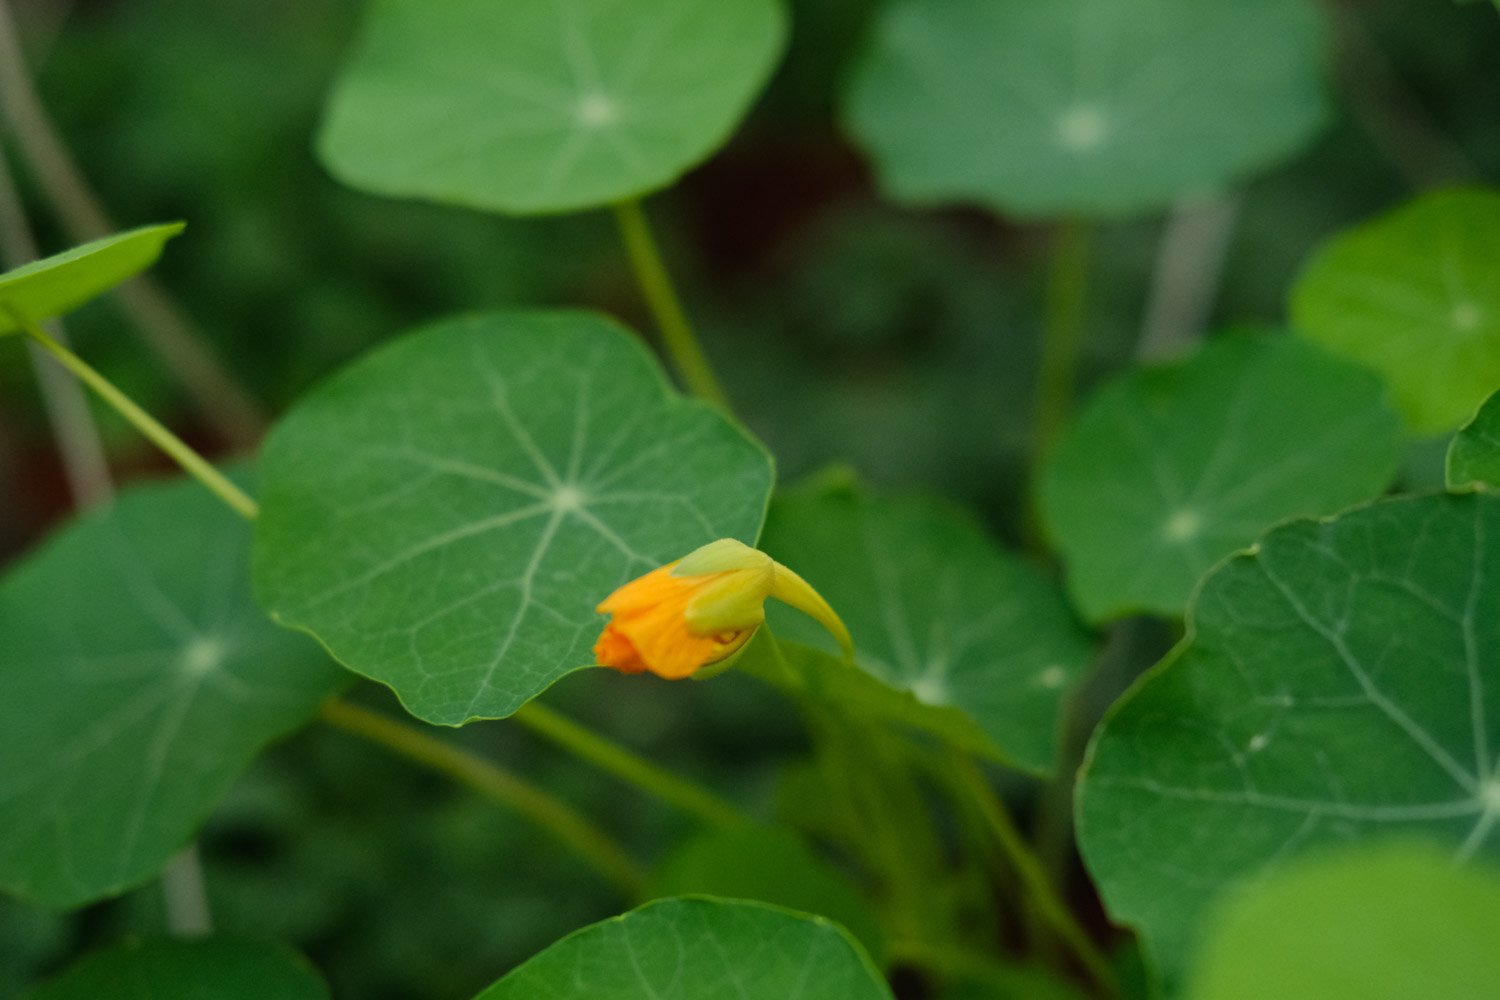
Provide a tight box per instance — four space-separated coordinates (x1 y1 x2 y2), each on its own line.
593 539 852 680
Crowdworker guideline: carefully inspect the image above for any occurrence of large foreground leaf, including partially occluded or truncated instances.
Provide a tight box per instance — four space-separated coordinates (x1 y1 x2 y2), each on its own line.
0 474 346 908
0 223 183 333
1039 333 1402 622
474 897 892 1000
1186 843 1500 1000
22 938 329 1000
759 482 1093 773
1448 388 1500 491
1291 187 1500 434
843 0 1327 217
1077 492 1500 982
319 0 785 214
253 311 773 725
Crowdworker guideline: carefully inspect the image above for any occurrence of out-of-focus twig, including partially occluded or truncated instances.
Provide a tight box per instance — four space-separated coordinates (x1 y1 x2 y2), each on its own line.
0 0 265 447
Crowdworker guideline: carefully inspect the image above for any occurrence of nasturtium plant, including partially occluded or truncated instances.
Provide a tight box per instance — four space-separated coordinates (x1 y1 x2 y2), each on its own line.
842 0 1328 217
22 938 330 1000
1039 332 1404 622
1077 491 1500 981
1185 843 1500 1000
474 897 892 1000
0 223 183 331
0 473 347 908
318 0 786 214
1290 187 1500 435
253 310 773 725
1448 388 1500 491
758 481 1094 774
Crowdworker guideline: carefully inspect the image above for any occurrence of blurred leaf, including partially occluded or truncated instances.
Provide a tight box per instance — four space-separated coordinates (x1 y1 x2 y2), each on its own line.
474 896 892 999
1039 333 1403 622
0 474 347 908
1448 388 1500 491
940 961 1090 1000
21 938 329 1000
1077 492 1500 982
738 637 1001 763
0 224 183 333
842 0 1327 217
649 825 884 962
759 482 1094 774
253 311 773 725
1187 843 1500 1000
318 0 786 214
1291 187 1500 434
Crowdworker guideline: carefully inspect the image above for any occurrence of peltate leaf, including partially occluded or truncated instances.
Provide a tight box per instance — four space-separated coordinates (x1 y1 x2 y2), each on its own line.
1039 333 1403 622
252 310 773 725
21 938 329 1000
319 0 786 214
473 897 892 1000
0 224 183 333
1077 492 1500 983
0 474 347 908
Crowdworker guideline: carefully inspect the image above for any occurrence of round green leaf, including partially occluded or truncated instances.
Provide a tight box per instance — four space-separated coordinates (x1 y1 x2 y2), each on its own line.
649 825 884 963
252 310 773 725
1291 188 1500 434
1187 843 1500 1000
759 481 1094 774
0 224 184 333
1040 333 1403 622
474 897 892 1000
318 0 786 215
843 0 1327 218
1077 492 1500 982
22 938 329 1000
1449 389 1500 491
0 474 347 909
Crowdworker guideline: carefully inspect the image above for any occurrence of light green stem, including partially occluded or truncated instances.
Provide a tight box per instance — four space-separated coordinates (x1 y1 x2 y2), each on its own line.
1030 217 1092 479
7 307 259 520
513 701 750 829
612 198 729 409
954 756 1120 998
320 698 646 899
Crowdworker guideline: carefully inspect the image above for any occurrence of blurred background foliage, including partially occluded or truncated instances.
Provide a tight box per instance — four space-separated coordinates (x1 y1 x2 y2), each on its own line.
1 0 1498 997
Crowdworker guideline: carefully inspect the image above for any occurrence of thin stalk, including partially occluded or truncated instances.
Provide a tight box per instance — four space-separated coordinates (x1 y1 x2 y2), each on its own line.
6 308 259 520
513 701 750 829
319 699 645 898
1136 193 1240 362
0 0 264 446
1030 217 1092 482
160 845 213 937
954 756 1120 999
611 198 729 409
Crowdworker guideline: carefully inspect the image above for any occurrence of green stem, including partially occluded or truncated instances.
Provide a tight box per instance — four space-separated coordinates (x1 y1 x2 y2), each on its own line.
319 698 646 899
1030 217 1092 481
513 701 750 830
7 307 260 520
954 756 1119 999
611 198 729 409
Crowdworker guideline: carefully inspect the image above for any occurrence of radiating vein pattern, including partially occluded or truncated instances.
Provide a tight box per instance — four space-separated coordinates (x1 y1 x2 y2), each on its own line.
0 475 346 908
317 0 785 214
1077 492 1500 979
252 311 773 725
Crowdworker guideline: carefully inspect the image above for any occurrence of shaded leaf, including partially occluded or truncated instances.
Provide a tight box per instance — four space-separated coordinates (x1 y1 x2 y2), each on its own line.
0 224 184 333
1187 843 1500 1000
1077 492 1500 982
0 474 347 909
319 0 786 214
843 0 1327 217
1040 333 1403 622
22 938 329 1000
759 482 1093 773
1448 388 1500 491
1291 187 1500 434
253 310 773 725
474 897 892 1000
